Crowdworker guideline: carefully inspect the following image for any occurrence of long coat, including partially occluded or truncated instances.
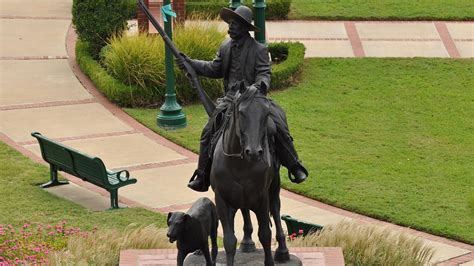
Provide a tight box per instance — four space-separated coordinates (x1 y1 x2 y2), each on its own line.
189 35 271 94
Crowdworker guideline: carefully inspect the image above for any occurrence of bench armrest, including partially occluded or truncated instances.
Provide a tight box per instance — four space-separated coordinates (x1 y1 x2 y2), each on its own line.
115 169 130 182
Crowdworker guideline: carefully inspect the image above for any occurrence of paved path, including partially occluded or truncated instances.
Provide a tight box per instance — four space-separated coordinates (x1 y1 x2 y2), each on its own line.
1 1 473 265
137 19 474 58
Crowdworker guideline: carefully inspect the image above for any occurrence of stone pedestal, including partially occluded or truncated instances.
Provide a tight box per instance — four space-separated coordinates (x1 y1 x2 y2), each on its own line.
185 249 302 265
119 247 345 265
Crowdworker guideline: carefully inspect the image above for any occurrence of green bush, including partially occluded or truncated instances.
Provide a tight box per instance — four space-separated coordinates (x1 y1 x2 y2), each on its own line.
79 37 304 106
102 20 226 106
72 0 130 59
124 0 138 19
268 42 305 90
187 0 291 20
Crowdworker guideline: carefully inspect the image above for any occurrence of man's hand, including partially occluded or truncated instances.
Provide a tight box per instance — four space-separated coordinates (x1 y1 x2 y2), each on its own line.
175 52 191 70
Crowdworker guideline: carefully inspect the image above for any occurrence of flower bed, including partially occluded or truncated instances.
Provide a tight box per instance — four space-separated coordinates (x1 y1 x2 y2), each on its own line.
0 221 94 265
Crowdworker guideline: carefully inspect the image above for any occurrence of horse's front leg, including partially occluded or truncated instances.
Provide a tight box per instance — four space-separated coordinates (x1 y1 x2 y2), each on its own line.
255 199 274 266
270 174 289 262
240 208 256 252
216 193 237 266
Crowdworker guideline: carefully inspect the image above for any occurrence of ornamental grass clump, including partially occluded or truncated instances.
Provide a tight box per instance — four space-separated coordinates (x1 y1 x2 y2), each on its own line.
102 19 226 107
0 221 91 265
289 221 434 265
49 224 172 265
104 33 166 104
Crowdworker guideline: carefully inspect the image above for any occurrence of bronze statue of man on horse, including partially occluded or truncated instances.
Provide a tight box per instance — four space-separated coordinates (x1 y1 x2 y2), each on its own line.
175 6 309 266
176 5 308 193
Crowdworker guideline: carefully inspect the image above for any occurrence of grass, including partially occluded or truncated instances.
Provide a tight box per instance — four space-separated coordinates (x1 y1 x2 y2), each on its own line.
0 141 167 231
49 224 173 265
125 58 474 244
289 221 434 265
289 0 474 21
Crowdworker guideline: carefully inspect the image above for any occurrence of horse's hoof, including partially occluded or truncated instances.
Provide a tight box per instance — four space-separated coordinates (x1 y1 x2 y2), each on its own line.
239 241 256 253
274 249 290 262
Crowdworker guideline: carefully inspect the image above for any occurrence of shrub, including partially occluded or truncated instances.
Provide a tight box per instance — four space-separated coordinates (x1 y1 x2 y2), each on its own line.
76 40 144 107
102 20 226 106
187 0 292 20
49 224 173 265
268 42 305 90
125 0 138 19
289 221 434 265
72 0 130 59
79 38 304 107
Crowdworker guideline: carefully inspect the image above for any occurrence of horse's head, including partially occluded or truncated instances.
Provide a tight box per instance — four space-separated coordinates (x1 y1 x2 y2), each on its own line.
235 82 270 162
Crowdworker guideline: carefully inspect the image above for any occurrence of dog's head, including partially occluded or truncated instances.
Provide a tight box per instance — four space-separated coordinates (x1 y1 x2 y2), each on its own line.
166 212 190 243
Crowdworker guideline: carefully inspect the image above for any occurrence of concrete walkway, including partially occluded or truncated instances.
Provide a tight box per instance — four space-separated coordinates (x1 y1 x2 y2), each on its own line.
137 18 474 58
0 1 473 265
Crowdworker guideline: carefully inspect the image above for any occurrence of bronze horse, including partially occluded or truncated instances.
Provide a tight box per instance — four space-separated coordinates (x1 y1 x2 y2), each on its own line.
210 84 289 265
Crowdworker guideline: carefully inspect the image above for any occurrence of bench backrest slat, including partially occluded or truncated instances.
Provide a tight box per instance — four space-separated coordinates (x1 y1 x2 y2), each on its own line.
34 135 76 176
70 152 108 188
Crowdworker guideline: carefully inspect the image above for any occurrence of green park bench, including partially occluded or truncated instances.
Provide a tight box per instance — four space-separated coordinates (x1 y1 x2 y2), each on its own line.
31 132 137 209
281 214 324 237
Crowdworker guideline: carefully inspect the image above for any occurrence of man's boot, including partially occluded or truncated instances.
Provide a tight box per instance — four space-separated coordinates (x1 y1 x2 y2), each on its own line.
188 129 212 192
276 134 308 184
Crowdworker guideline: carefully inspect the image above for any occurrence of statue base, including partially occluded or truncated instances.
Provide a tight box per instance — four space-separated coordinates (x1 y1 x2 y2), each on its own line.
184 249 302 265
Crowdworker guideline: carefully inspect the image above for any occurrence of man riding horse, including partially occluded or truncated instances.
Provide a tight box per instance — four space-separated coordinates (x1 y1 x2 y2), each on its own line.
177 6 308 192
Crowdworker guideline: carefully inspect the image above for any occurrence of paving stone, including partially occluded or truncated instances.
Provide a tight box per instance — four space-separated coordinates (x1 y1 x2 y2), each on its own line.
0 18 70 57
25 133 187 169
299 40 354 58
0 103 132 142
362 41 448 57
446 23 474 39
427 239 471 263
119 164 214 208
454 41 474 58
461 259 474 266
0 59 92 106
45 182 114 211
280 197 349 227
0 0 72 18
267 22 347 39
356 22 440 39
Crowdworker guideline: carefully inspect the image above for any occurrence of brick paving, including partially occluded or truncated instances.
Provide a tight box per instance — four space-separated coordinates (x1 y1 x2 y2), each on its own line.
0 0 473 265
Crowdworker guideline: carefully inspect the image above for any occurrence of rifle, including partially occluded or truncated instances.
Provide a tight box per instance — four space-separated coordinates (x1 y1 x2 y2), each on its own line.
137 0 215 117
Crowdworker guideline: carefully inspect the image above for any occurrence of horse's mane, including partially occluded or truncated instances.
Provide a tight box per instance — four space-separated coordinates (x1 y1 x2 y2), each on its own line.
236 85 261 105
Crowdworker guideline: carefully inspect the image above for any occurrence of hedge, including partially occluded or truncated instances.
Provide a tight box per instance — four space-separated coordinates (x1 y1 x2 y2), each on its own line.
76 40 305 107
187 0 291 20
269 42 306 90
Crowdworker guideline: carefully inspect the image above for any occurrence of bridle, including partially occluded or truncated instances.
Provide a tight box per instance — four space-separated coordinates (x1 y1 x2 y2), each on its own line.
222 94 270 158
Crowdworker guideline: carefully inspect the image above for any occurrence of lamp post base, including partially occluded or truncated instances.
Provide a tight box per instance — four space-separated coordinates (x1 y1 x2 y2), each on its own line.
157 97 187 129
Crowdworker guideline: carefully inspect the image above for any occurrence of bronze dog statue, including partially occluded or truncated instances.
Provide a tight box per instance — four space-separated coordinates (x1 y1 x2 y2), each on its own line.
167 197 218 266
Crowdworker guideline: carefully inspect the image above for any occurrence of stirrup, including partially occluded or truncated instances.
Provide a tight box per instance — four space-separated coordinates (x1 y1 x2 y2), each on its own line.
189 169 200 183
188 170 209 192
288 163 308 183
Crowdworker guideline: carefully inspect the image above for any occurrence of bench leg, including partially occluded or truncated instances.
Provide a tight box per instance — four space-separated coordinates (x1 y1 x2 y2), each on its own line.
109 189 119 210
41 165 69 188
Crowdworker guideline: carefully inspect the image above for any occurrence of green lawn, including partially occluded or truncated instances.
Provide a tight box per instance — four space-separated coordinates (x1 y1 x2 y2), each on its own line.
289 0 474 20
126 58 474 244
0 142 167 230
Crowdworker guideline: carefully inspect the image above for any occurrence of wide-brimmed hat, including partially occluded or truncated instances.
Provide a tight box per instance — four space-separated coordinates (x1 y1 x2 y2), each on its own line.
220 6 260 32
